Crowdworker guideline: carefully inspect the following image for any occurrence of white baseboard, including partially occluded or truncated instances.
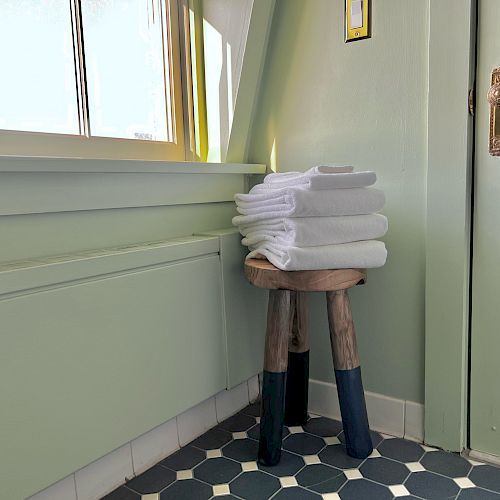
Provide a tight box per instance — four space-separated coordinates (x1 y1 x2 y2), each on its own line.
468 449 500 466
27 375 261 500
308 378 424 442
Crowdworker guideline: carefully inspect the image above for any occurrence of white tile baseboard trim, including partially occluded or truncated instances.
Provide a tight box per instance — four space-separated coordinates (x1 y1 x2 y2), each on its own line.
308 378 424 442
27 374 261 500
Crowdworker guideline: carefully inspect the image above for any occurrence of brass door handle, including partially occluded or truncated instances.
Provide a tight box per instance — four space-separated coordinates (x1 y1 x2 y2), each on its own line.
488 67 500 156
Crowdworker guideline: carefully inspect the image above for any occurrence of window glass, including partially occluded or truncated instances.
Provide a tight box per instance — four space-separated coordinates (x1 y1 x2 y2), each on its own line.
81 0 171 141
0 0 80 134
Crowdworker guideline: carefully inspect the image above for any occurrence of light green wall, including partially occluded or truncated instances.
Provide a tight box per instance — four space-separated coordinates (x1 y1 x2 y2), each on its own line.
248 0 429 403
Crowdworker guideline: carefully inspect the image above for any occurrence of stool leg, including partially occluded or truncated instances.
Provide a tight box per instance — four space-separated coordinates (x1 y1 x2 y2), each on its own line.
326 290 373 459
285 291 310 427
259 289 292 466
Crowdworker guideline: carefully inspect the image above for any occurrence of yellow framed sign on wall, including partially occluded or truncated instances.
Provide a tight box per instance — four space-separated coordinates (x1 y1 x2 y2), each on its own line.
345 0 370 42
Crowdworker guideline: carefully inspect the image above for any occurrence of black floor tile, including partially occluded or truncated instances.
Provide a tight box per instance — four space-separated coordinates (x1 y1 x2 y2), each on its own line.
303 416 343 437
272 486 321 499
222 438 259 462
240 402 261 417
470 465 500 494
378 437 425 462
160 445 206 471
229 470 280 500
247 422 290 442
405 470 460 499
189 427 232 450
193 457 242 485
125 464 176 494
295 463 344 487
421 450 472 478
308 473 347 494
159 478 212 500
247 423 260 441
319 443 365 469
338 428 384 449
217 413 256 433
282 432 326 455
338 478 393 499
359 456 410 485
458 488 500 499
258 450 305 476
100 486 140 500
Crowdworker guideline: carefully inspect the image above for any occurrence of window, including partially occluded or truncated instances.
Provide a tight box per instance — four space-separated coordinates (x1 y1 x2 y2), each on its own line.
0 0 188 160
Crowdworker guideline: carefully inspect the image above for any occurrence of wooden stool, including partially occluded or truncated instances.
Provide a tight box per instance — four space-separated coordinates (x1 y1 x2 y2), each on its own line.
244 259 373 466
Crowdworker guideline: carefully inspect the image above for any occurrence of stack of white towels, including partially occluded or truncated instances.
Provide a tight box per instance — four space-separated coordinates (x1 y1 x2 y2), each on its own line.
232 166 388 271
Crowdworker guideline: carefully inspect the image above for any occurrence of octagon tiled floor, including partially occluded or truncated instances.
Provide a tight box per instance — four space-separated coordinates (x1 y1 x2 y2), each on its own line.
102 403 500 500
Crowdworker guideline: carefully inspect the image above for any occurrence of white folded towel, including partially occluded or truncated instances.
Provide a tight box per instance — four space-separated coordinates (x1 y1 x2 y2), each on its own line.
247 240 387 271
241 214 388 248
233 187 385 225
262 167 376 190
264 165 353 185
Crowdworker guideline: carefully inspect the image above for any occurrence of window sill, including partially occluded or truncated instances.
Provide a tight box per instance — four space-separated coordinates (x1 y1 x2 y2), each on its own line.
0 156 266 174
0 156 266 216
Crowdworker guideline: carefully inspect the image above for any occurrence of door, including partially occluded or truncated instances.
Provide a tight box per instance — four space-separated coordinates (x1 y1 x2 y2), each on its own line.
470 0 500 458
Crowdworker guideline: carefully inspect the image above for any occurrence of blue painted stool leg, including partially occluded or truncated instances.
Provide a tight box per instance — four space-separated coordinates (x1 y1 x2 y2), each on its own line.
259 371 287 465
259 289 292 466
335 367 372 458
285 350 309 426
285 291 309 427
326 290 373 459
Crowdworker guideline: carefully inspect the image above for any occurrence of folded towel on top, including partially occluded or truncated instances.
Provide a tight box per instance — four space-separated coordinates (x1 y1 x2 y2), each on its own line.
233 187 385 225
247 240 387 271
264 165 353 184
262 166 376 190
240 214 388 248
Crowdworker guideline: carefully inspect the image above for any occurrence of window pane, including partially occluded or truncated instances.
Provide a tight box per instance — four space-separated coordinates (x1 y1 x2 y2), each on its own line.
0 1 80 134
82 0 171 142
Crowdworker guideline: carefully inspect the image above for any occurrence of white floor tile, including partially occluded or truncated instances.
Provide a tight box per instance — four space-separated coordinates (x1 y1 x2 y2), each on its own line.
232 432 247 440
207 449 222 459
241 461 258 471
389 485 410 497
344 469 363 480
213 484 231 496
454 477 475 488
324 437 340 445
304 455 321 465
279 476 298 487
176 470 193 480
406 462 425 472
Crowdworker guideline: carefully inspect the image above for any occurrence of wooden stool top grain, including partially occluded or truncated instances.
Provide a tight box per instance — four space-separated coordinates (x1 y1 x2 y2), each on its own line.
244 259 366 292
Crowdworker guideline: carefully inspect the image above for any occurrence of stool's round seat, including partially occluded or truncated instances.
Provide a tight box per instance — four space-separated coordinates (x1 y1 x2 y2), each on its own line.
244 259 366 292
